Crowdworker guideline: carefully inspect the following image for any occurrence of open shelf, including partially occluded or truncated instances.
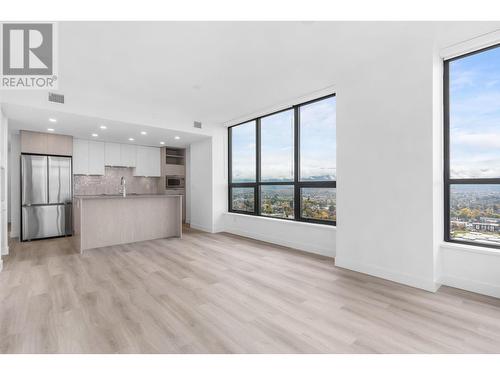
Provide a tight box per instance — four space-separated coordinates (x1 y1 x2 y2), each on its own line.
165 147 185 165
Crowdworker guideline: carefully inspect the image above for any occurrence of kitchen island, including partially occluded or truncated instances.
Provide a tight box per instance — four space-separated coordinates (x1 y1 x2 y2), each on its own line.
73 194 182 252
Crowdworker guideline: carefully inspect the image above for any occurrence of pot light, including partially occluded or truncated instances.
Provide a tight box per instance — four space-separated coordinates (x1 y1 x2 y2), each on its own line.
140 131 147 135
129 138 135 141
160 141 165 145
174 136 180 140
91 133 98 137
49 118 57 123
47 128 55 132
100 125 107 129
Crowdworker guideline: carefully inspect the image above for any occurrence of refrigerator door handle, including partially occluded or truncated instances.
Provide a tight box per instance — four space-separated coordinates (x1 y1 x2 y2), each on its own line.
48 156 72 204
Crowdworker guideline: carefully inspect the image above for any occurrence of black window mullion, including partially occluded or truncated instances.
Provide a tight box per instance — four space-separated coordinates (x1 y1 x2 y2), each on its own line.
294 105 301 221
444 59 451 243
228 93 336 226
228 126 232 211
444 43 500 249
448 178 500 184
256 118 261 215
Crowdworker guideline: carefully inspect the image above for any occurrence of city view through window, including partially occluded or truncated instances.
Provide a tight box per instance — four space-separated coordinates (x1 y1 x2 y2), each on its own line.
447 44 500 246
229 95 336 224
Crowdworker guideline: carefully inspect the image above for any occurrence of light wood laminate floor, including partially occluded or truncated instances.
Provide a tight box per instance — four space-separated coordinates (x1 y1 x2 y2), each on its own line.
1 227 500 353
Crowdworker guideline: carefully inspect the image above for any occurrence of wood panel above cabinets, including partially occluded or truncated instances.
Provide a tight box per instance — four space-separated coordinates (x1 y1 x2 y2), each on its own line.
21 130 72 156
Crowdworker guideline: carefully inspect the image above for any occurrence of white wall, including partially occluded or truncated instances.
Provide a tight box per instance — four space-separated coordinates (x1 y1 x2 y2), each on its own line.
334 32 439 292
189 138 213 232
440 243 500 298
8 133 20 239
218 25 500 295
211 127 227 233
0 110 9 268
185 145 191 224
189 127 227 234
225 213 336 257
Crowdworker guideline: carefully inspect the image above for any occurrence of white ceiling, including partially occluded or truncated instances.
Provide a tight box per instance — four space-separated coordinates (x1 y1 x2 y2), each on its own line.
3 103 208 147
1 21 500 134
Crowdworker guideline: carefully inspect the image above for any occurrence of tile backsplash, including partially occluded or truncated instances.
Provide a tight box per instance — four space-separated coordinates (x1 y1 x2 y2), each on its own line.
74 167 160 196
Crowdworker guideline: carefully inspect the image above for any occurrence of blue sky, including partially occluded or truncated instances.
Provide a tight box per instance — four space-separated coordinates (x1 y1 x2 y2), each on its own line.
231 97 336 182
450 45 500 178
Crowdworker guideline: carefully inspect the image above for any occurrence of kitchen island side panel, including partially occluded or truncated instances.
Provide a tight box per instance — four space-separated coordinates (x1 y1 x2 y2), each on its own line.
75 195 182 251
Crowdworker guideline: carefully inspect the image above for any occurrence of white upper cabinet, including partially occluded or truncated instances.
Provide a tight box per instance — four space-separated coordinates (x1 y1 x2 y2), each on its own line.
104 142 136 167
120 144 137 167
104 142 121 166
88 141 105 175
75 139 154 176
73 139 105 175
148 147 161 176
134 146 160 177
73 139 89 175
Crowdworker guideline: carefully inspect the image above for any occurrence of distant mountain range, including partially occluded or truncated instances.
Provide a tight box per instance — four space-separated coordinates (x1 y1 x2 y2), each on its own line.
233 175 336 183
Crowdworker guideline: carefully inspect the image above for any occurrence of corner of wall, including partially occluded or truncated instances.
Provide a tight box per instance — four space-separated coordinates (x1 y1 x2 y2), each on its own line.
335 257 440 292
211 127 228 234
432 44 445 288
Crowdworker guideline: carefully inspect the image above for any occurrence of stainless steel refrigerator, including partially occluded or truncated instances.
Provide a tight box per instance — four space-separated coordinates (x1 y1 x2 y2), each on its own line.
21 154 72 241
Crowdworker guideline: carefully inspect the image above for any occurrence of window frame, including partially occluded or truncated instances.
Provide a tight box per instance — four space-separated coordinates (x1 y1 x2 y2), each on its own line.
444 43 500 250
228 93 336 226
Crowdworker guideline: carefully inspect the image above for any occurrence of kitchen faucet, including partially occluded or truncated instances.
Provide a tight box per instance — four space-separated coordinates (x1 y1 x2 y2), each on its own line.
120 176 127 197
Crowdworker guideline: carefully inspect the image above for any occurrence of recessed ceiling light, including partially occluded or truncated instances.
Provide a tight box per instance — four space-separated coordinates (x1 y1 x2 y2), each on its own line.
100 125 107 129
160 141 165 145
140 131 147 135
47 128 55 132
49 118 57 123
91 133 98 137
174 136 180 140
129 138 135 141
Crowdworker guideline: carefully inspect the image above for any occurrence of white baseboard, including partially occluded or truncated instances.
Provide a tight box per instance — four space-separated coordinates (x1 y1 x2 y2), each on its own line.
1 245 8 256
335 257 440 292
224 226 334 258
441 274 500 299
189 222 213 233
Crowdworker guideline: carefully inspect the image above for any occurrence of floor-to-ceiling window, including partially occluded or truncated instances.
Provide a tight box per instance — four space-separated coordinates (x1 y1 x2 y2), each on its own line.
444 43 500 248
229 94 336 225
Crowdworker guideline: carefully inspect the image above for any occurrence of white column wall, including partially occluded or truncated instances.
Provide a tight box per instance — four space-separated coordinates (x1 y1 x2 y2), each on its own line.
0 110 9 269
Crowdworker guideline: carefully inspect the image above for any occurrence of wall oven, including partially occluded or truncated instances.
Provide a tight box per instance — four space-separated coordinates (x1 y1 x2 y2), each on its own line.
166 176 185 189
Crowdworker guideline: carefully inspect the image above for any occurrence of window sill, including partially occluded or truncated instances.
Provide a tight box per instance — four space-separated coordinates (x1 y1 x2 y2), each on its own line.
440 241 500 257
225 212 337 230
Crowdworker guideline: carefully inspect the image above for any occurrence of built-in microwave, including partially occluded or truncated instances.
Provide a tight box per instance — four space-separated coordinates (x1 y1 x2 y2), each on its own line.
166 176 185 189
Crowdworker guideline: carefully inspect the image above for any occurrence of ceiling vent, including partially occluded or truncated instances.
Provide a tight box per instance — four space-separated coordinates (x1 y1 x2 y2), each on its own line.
193 121 202 129
48 92 64 104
